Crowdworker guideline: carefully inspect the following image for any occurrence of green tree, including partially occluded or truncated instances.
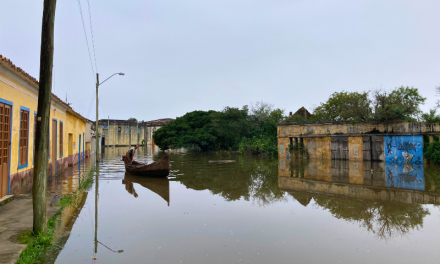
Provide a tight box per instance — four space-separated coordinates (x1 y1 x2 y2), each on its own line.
371 87 426 122
421 109 440 123
313 91 371 123
153 111 217 151
128 117 137 122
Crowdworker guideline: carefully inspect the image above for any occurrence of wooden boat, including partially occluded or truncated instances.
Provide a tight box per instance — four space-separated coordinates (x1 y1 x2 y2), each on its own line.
122 154 170 177
122 173 170 205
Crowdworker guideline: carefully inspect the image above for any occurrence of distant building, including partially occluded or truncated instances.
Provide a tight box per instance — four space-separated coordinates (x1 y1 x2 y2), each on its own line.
285 106 312 119
97 118 173 147
0 54 93 198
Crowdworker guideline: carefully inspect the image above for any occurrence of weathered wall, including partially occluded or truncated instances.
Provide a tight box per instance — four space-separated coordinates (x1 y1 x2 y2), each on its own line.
278 121 440 138
348 137 363 161
98 121 164 147
304 137 331 160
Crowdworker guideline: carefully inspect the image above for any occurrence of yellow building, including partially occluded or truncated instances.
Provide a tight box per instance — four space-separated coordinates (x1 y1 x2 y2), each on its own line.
0 54 91 198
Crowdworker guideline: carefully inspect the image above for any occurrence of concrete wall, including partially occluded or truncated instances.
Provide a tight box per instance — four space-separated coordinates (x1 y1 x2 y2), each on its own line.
97 120 164 147
277 121 437 161
278 121 440 138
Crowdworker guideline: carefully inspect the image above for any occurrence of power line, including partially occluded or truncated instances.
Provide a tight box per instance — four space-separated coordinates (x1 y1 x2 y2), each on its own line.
76 0 95 78
86 0 98 73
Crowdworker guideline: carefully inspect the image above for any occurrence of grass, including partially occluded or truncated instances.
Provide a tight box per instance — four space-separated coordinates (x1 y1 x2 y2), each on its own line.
16 166 97 264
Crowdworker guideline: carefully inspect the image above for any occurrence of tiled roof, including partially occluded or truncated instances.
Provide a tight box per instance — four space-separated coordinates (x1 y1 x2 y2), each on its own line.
0 54 90 123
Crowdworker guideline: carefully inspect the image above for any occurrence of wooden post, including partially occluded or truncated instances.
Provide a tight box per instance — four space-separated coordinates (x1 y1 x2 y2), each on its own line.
429 135 434 143
33 0 57 234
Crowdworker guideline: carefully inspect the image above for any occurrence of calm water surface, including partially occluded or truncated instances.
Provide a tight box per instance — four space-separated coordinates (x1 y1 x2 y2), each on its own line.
51 147 440 264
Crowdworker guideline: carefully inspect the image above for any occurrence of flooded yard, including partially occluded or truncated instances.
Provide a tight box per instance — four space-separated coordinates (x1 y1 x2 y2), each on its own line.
50 147 440 264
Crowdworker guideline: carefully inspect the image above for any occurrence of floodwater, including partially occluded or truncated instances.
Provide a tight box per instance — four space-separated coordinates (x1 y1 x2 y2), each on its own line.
50 147 440 264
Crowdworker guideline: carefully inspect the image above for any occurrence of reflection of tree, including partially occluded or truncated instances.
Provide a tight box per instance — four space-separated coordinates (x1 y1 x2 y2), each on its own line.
424 164 440 192
172 153 286 206
311 194 429 240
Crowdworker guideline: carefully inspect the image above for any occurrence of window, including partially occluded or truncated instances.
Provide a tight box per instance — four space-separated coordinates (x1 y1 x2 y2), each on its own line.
19 108 29 167
118 127 121 132
138 128 140 133
126 127 129 134
59 122 63 157
103 125 108 130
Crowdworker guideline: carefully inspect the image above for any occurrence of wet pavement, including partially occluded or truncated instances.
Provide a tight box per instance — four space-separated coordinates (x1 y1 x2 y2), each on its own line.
50 147 440 264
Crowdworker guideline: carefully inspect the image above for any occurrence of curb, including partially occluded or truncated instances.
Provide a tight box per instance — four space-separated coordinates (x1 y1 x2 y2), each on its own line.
0 195 15 207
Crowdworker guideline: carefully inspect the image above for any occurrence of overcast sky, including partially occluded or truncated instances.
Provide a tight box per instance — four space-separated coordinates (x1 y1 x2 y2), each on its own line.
2 0 440 121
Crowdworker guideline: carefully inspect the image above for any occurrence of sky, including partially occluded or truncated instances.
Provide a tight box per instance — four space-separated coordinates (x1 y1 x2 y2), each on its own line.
1 0 440 121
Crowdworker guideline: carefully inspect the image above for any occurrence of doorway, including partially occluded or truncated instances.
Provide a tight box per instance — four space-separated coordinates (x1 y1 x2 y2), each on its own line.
0 102 11 198
52 120 57 176
68 133 73 166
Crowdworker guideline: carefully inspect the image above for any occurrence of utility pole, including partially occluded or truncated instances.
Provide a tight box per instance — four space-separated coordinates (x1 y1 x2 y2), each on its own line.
33 0 57 234
95 72 124 164
95 73 99 165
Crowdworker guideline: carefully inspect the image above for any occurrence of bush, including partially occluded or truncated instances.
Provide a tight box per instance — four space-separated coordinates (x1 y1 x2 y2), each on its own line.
425 141 440 165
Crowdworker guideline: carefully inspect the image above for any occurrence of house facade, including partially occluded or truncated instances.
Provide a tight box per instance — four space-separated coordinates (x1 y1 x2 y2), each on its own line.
0 54 92 198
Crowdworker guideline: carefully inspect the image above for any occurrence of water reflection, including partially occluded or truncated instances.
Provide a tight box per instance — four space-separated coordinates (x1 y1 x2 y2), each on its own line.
122 173 170 205
171 153 286 206
279 159 440 240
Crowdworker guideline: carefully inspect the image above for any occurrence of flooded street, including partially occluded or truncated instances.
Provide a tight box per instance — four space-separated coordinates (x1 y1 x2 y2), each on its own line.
51 147 440 264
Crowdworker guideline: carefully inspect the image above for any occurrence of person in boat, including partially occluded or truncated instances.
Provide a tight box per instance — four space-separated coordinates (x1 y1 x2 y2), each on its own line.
127 145 139 164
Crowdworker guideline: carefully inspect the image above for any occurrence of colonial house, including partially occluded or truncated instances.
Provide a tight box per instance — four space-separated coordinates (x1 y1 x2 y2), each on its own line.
0 54 93 198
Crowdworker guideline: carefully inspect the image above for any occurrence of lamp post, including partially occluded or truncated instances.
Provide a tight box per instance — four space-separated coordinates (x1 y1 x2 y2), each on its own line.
95 72 124 165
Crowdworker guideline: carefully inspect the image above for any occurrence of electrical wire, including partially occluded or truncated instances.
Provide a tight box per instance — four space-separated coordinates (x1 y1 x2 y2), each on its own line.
86 0 98 73
76 0 95 78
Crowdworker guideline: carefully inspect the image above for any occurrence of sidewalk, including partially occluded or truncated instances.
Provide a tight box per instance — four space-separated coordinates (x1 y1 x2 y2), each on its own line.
0 194 61 264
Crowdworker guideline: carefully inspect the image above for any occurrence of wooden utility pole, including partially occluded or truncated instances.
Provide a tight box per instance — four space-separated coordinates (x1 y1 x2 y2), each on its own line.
33 0 57 234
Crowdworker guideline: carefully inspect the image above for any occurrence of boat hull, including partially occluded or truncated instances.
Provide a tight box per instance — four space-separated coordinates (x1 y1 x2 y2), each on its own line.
124 155 170 177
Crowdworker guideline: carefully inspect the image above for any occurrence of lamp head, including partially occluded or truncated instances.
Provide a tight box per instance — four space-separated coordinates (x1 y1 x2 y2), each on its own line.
119 73 125 76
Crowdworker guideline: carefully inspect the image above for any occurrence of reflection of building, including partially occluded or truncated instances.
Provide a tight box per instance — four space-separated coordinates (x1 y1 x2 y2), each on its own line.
97 118 173 147
0 54 93 198
278 119 440 161
278 159 440 204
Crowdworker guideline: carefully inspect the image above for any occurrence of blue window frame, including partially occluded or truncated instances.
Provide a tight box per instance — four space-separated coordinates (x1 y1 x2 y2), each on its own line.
0 98 13 195
18 106 30 169
52 118 57 174
126 127 129 134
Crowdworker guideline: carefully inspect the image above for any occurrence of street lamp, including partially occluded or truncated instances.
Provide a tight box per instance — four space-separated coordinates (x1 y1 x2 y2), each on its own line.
95 72 124 165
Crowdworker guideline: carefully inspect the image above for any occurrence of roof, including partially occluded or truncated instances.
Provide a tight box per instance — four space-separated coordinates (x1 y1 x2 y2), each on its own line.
294 107 311 119
0 54 89 123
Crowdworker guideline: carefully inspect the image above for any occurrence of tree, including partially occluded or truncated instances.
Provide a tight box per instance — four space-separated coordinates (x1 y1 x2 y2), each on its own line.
128 117 137 122
211 106 250 150
153 111 217 151
313 91 371 123
421 109 440 123
371 87 426 122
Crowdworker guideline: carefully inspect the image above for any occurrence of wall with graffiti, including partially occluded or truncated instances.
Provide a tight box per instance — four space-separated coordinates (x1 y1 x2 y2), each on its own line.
384 135 424 191
384 135 423 164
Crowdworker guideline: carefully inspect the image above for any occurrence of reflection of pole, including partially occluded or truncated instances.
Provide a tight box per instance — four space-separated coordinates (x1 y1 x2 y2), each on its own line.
94 169 98 254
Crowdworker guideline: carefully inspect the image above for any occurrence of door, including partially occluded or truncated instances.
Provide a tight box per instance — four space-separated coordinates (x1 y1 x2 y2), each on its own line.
68 133 73 166
0 103 11 198
362 136 371 161
52 120 57 176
